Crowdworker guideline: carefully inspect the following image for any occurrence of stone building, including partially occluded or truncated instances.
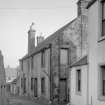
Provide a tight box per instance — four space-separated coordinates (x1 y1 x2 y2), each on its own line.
19 21 77 103
19 0 90 104
0 51 8 105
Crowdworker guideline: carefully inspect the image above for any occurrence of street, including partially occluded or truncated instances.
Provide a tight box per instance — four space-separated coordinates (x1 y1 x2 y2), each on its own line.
8 96 42 105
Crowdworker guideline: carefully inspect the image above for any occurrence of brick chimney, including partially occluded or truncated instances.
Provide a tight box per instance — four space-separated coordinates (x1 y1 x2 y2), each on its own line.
37 34 44 45
28 23 35 54
77 0 90 16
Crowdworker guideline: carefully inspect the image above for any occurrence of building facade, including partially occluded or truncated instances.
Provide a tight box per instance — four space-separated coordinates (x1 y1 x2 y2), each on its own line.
70 56 88 105
0 51 8 105
19 0 90 104
19 20 78 104
87 0 105 105
68 0 90 105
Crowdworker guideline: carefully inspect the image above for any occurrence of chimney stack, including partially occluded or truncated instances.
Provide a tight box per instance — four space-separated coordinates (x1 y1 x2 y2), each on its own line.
37 33 44 45
77 0 90 16
28 23 35 54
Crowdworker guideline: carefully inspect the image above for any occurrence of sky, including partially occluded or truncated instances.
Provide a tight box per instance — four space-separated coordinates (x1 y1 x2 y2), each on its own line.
0 0 78 68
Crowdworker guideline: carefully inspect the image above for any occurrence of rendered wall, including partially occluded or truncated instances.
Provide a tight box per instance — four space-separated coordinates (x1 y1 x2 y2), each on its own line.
70 65 88 105
88 0 105 105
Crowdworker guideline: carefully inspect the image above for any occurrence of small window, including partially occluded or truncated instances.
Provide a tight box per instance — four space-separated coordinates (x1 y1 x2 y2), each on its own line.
102 1 105 36
41 50 45 67
76 69 81 92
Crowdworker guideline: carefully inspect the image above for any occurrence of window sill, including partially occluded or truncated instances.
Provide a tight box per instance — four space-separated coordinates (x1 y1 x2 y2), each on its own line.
98 96 105 102
98 36 105 42
75 91 81 96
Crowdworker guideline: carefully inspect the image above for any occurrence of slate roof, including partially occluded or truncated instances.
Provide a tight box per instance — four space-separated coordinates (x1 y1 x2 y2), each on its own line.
20 18 77 61
86 0 97 9
70 55 88 67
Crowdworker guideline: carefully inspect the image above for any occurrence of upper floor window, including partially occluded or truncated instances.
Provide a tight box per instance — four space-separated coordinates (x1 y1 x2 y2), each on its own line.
21 61 23 71
102 1 105 36
41 50 45 67
31 56 34 70
60 49 68 65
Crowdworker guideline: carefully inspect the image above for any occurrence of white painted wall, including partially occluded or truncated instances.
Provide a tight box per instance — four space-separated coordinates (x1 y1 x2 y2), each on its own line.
70 65 88 105
88 0 105 105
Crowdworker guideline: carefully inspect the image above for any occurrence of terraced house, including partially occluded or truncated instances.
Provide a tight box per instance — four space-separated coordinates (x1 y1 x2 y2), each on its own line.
19 0 90 104
19 20 77 102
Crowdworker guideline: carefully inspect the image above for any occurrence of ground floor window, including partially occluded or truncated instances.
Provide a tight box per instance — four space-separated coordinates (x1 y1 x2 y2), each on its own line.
41 77 45 94
31 77 33 91
34 78 37 97
23 77 26 94
76 69 81 92
100 65 105 96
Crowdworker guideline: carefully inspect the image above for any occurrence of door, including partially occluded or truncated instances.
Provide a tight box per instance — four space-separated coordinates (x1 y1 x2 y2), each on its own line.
59 79 67 102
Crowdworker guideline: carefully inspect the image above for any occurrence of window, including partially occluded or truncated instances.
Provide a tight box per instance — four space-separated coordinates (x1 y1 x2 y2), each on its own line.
102 1 105 36
76 70 81 92
34 78 38 97
41 50 45 67
21 61 23 71
60 49 68 65
21 78 23 88
23 77 26 94
100 65 105 96
41 77 45 94
31 77 33 90
31 56 34 70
